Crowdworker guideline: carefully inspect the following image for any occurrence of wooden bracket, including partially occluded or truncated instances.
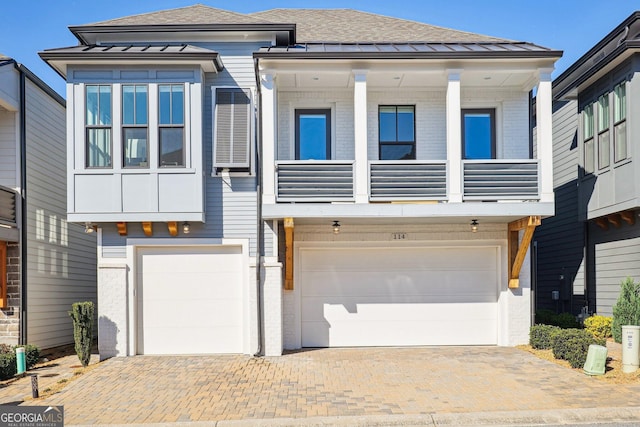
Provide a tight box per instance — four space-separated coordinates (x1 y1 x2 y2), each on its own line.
116 222 127 236
284 217 294 290
142 222 153 237
621 210 636 226
595 217 609 230
607 214 621 228
167 221 178 237
507 216 540 289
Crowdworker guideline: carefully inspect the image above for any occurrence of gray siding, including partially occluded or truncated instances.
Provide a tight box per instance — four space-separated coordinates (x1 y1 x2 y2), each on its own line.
534 99 585 314
100 41 271 258
24 79 97 348
0 109 17 189
590 220 640 316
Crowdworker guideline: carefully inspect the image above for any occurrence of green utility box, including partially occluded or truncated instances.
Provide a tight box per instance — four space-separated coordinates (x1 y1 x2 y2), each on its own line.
583 344 608 376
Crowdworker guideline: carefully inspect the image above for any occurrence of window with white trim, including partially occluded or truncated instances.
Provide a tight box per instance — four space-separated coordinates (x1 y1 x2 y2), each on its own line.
122 84 148 168
85 85 112 168
159 84 185 167
613 82 627 163
583 103 595 174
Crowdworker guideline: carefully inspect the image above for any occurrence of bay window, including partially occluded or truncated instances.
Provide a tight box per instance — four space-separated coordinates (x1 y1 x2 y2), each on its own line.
85 85 112 168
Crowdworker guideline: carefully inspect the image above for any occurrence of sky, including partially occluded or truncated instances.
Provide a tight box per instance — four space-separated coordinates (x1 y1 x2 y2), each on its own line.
1 0 639 98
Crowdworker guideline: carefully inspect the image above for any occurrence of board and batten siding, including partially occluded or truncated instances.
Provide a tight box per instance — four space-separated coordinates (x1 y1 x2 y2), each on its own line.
590 220 640 317
24 79 97 348
534 99 586 312
100 41 271 258
0 109 17 189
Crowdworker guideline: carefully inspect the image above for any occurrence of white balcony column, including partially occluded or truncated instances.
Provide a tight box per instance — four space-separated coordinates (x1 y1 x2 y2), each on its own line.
536 68 554 204
261 72 277 204
446 69 463 203
353 70 368 203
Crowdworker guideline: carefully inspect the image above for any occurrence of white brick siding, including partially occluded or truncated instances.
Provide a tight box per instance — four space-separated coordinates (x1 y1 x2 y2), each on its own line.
262 260 283 356
276 87 530 161
97 264 128 359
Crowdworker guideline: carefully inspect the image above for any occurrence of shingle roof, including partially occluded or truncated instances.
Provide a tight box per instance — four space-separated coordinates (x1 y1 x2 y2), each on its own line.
84 4 269 26
249 9 512 43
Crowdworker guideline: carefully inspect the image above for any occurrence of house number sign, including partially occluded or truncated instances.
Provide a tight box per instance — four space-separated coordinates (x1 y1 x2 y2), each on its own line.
392 233 406 240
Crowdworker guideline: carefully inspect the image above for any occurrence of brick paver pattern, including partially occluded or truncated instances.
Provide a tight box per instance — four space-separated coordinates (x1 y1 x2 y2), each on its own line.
23 347 640 424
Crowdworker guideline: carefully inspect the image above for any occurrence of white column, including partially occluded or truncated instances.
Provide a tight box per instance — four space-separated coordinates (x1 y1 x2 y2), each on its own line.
261 72 277 204
446 70 463 203
353 70 368 203
536 68 554 204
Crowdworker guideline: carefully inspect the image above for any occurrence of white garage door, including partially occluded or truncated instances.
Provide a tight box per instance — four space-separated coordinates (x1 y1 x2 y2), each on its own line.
136 246 244 354
300 246 498 347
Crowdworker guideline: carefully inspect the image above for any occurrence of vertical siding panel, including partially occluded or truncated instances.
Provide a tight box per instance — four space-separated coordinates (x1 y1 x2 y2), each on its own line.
0 110 17 189
24 80 97 348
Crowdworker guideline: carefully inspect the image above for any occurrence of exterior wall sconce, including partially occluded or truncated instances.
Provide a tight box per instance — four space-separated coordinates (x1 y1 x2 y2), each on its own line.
84 222 96 233
470 219 478 233
182 222 191 234
332 220 341 234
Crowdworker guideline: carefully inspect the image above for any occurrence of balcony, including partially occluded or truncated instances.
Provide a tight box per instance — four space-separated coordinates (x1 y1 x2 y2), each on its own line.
273 159 538 203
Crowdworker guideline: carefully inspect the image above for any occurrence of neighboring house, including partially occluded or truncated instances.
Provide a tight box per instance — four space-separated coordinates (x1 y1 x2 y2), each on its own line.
0 56 97 349
40 5 560 358
535 12 640 318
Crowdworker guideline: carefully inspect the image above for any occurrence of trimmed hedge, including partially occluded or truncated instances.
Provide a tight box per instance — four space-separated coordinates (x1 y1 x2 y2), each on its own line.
530 324 561 350
552 328 605 368
584 315 613 341
535 309 579 329
0 344 40 380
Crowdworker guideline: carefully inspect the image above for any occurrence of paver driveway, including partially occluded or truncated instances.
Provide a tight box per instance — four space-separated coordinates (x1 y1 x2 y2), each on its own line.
32 347 640 424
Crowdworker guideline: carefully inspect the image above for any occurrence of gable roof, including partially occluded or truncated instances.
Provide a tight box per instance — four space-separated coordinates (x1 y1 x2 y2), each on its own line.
249 9 511 44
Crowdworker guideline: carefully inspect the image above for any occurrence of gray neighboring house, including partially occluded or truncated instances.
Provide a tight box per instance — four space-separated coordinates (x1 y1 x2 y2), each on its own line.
0 56 97 349
40 5 560 358
535 12 640 317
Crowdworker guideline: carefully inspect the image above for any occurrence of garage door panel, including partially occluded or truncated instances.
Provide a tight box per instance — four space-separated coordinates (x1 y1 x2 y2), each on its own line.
137 246 244 355
143 326 242 354
301 271 497 298
300 246 499 347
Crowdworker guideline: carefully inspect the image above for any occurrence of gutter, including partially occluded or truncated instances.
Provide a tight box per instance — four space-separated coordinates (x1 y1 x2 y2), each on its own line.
253 50 563 61
253 57 263 357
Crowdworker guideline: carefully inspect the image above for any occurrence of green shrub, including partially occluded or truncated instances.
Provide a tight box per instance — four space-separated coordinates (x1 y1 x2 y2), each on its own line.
584 315 613 341
0 352 16 380
530 324 561 349
535 309 579 329
17 344 40 369
552 328 605 368
69 301 94 367
612 277 640 343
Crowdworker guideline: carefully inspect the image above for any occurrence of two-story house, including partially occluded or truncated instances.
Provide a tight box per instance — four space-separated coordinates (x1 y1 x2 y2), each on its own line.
535 12 640 318
40 5 560 358
0 55 97 349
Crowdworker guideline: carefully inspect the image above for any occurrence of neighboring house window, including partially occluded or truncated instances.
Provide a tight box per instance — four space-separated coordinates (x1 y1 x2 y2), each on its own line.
122 85 148 168
597 94 610 170
583 103 595 174
214 88 251 169
613 82 627 162
378 106 415 160
462 109 495 159
159 85 185 167
295 109 331 160
85 85 112 168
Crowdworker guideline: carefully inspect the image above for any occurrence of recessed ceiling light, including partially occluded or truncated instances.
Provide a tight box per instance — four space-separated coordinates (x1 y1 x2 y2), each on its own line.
312 77 319 81
484 76 491 80
393 76 401 80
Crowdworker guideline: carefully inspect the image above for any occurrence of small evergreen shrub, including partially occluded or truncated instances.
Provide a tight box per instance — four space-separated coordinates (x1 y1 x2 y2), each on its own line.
584 315 613 341
69 301 94 367
529 324 561 349
0 352 16 380
612 277 640 343
19 344 40 369
552 328 605 368
535 309 557 325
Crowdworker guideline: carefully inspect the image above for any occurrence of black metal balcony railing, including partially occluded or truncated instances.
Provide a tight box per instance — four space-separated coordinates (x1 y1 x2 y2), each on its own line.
275 161 354 202
369 161 447 201
462 160 539 200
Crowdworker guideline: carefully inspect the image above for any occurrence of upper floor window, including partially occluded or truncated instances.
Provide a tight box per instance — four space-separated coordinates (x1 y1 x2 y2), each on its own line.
583 103 594 174
597 94 610 169
122 85 148 168
85 85 112 168
462 109 495 159
379 106 415 160
613 82 627 163
295 109 330 160
159 85 185 167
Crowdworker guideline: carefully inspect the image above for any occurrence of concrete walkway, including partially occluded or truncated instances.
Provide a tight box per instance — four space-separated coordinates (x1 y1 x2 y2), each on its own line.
0 346 635 426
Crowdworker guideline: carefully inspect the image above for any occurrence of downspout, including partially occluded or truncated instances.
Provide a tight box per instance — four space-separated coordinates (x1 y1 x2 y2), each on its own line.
253 57 263 357
17 64 27 346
